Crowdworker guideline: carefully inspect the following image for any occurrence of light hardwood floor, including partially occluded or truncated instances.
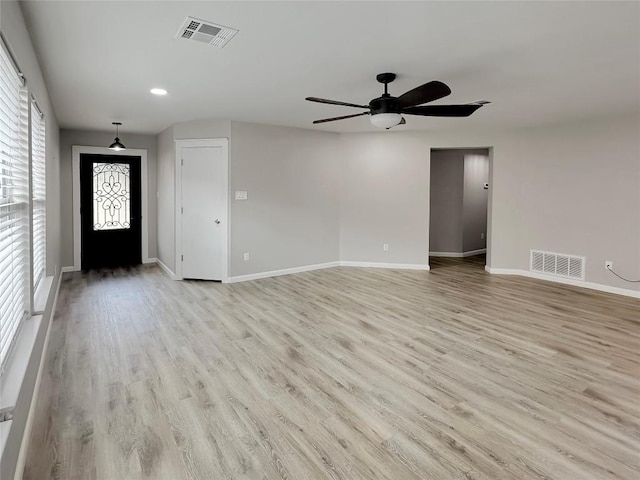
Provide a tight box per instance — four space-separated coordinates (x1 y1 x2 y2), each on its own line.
23 259 640 479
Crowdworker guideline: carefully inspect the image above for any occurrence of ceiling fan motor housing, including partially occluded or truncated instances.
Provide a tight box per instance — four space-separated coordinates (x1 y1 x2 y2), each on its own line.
370 73 400 115
369 95 400 115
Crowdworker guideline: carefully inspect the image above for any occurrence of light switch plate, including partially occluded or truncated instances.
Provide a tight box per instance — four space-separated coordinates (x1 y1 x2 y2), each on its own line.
235 191 248 200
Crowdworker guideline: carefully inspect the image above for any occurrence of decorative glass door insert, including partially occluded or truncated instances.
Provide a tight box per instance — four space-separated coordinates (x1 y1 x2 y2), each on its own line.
92 162 130 230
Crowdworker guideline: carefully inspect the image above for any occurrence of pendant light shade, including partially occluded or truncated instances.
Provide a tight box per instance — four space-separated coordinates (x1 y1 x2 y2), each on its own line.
108 122 126 151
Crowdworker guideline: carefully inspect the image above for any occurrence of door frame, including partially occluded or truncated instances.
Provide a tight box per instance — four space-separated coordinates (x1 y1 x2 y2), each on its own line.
72 146 149 271
174 138 229 282
427 146 493 269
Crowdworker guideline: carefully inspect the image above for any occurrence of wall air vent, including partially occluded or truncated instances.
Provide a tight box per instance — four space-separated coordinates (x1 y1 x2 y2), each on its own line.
176 17 238 48
530 250 585 280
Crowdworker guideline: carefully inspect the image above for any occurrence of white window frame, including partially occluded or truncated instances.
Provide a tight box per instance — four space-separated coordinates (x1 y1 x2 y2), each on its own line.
30 98 45 301
0 37 30 371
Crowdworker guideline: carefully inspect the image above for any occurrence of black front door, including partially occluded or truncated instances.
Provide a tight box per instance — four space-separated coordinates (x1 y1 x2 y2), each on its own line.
80 154 142 269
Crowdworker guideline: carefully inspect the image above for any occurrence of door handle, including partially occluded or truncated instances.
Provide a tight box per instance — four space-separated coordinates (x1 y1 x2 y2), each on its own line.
214 219 221 224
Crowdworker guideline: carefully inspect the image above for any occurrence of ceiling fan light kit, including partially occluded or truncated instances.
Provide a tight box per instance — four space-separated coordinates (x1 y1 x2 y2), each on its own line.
306 72 489 128
370 113 402 129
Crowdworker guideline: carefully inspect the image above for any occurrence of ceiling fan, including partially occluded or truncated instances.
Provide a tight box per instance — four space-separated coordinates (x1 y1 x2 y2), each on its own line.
306 73 489 129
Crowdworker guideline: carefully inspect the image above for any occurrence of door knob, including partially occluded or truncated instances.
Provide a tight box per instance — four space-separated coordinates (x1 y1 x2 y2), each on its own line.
214 219 221 224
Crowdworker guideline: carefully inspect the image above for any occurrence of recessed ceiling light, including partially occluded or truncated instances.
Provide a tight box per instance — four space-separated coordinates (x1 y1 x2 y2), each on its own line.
150 88 168 96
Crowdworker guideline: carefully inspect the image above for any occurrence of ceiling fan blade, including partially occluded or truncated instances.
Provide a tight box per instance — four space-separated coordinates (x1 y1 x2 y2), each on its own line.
306 97 369 109
401 103 486 117
396 81 451 108
313 112 369 124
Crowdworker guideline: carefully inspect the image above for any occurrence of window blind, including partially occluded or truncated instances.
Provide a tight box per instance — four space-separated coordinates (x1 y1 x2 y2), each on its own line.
31 100 45 292
0 40 29 369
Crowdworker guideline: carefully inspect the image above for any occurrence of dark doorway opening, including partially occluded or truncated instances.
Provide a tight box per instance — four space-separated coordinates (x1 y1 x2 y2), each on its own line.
429 148 490 270
80 154 142 270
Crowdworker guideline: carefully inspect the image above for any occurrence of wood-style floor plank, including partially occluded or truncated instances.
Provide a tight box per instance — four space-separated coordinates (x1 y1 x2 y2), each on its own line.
22 257 640 479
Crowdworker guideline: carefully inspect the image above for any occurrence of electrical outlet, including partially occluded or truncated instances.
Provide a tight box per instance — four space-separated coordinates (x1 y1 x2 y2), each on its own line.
383 243 389 251
481 232 484 240
243 252 250 261
605 261 613 270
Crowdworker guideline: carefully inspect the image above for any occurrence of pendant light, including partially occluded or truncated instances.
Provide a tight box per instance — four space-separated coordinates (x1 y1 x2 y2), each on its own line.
108 122 126 151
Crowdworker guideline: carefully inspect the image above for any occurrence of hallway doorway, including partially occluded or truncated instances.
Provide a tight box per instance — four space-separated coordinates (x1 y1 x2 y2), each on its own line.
429 148 490 269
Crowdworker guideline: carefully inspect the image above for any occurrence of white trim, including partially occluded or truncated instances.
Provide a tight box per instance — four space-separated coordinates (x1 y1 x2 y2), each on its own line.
340 261 430 270
463 248 486 257
143 257 156 265
12 270 62 480
60 266 74 273
33 276 53 314
228 262 340 283
429 249 486 258
0 421 10 468
72 146 149 271
155 258 176 280
0 318 41 411
0 33 24 85
175 138 229 282
485 266 640 299
215 260 432 284
485 266 519 275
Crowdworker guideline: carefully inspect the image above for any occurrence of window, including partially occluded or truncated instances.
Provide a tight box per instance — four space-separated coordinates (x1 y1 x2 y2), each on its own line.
31 101 45 291
0 40 30 368
93 162 130 230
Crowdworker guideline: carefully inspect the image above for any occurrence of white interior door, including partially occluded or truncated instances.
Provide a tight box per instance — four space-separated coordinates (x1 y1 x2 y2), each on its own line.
181 145 227 280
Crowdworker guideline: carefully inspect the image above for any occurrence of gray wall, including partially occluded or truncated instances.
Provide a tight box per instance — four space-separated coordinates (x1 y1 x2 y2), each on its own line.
173 118 231 140
339 116 639 292
156 125 175 272
59 129 158 266
463 152 489 252
156 119 341 277
156 120 232 273
429 150 464 253
1 1 61 479
156 108 640 295
515 116 639 289
339 133 431 265
230 121 340 276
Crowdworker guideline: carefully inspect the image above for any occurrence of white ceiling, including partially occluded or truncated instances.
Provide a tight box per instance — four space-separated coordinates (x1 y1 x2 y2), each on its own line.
20 1 640 135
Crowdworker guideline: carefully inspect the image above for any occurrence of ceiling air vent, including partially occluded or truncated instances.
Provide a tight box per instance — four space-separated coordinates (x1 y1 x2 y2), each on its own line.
530 250 585 280
176 17 238 48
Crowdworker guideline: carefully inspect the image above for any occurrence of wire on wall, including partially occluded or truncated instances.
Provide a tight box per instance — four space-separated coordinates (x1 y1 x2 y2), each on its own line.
607 267 640 283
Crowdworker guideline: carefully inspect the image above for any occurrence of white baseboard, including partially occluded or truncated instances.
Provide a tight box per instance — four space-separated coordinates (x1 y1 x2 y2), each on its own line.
228 261 340 283
143 257 157 264
60 266 75 273
463 248 486 257
339 261 430 271
155 258 176 280
485 266 640 299
430 249 486 258
14 269 63 480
